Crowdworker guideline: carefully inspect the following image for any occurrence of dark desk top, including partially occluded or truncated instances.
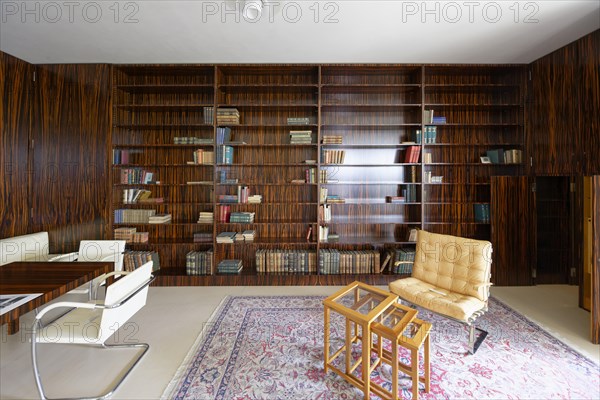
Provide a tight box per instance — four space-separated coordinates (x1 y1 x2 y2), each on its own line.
0 261 113 326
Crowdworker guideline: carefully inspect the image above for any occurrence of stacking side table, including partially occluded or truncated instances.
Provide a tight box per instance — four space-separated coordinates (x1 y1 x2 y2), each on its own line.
371 302 432 400
323 281 398 399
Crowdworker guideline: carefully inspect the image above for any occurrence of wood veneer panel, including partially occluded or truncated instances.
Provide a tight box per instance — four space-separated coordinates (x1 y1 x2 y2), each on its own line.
592 175 600 344
31 64 111 252
491 176 534 286
528 30 600 175
0 52 33 238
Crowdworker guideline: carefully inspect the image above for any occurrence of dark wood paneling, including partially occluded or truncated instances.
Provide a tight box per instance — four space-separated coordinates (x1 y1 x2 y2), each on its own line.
0 52 33 238
592 176 600 344
491 176 535 286
528 30 600 175
31 64 111 253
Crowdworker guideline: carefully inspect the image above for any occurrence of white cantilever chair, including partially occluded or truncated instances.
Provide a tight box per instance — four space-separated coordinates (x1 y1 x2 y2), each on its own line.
31 261 154 400
71 240 127 299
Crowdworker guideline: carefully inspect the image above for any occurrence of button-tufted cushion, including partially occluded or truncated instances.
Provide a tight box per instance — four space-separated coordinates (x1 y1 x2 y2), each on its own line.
411 230 492 302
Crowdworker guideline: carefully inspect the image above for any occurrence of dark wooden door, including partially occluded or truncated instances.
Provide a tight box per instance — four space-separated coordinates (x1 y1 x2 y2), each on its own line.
591 175 600 344
491 176 535 286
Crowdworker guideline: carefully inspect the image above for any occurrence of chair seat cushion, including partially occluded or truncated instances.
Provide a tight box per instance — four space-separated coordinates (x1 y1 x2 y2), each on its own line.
389 277 487 323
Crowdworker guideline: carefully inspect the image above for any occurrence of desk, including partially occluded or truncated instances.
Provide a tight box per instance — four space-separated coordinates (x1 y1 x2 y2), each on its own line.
323 281 398 399
0 261 112 334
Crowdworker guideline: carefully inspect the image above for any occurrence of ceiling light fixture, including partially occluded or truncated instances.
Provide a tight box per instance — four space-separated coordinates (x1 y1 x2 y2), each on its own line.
243 0 263 21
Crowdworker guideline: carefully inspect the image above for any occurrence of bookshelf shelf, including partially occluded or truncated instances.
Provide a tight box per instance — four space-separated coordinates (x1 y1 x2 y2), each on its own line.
110 64 525 284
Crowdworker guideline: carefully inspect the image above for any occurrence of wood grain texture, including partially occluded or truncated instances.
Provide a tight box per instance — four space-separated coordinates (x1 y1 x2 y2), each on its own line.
31 64 112 253
491 176 534 286
0 51 33 238
528 30 600 175
592 175 600 344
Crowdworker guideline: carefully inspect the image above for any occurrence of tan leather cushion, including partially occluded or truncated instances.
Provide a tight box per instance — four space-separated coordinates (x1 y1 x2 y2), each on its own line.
413 230 492 302
389 277 487 323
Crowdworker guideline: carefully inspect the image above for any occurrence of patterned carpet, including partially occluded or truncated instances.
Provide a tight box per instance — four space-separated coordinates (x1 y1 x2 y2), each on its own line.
163 296 600 399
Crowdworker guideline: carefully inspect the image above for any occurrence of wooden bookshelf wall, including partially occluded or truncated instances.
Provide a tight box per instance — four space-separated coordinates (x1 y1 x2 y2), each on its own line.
111 64 526 285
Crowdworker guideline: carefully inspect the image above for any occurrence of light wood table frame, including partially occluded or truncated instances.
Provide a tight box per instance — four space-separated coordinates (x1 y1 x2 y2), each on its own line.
371 303 432 400
323 281 398 398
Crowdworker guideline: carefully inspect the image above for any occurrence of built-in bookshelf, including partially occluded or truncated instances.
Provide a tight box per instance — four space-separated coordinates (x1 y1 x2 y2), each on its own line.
110 65 526 285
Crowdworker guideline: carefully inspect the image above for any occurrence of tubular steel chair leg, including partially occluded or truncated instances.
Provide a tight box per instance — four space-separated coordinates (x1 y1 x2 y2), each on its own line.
32 320 149 400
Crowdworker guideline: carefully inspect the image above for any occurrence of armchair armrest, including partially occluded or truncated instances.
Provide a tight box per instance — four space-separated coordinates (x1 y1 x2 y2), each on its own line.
48 252 79 262
95 270 132 286
34 301 97 320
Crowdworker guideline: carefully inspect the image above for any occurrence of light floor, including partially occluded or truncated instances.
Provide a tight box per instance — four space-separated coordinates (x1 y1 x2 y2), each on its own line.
0 285 598 400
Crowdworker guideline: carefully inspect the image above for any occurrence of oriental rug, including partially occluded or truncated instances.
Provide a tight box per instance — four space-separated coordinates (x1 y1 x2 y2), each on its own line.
163 296 599 399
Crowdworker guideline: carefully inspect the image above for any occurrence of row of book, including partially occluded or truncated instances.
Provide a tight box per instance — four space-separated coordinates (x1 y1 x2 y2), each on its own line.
402 184 419 203
216 145 234 164
194 232 213 243
290 130 312 144
473 203 491 223
255 249 317 273
120 168 155 184
219 171 238 184
191 149 214 164
412 126 438 144
322 150 346 164
319 249 381 274
322 135 342 144
320 187 347 204
113 149 131 165
218 189 261 204
114 227 149 243
404 146 421 163
319 169 339 184
305 168 317 183
218 259 243 274
486 149 522 164
114 209 156 224
318 225 339 242
381 248 415 274
121 189 153 204
186 250 213 275
287 117 310 125
423 109 447 124
203 107 214 124
174 137 213 145
197 212 213 224
216 127 232 144
123 250 160 272
216 231 256 243
319 204 332 222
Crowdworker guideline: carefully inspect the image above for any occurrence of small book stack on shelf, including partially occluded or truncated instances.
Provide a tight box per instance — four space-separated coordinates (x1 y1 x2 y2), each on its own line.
131 232 149 243
218 259 243 274
229 212 255 223
322 135 343 144
174 137 214 145
114 227 136 242
247 194 262 204
432 116 446 124
193 232 213 243
326 194 345 204
216 108 240 125
197 212 214 224
385 196 405 203
186 250 213 275
242 230 256 241
216 232 236 243
219 195 238 204
123 250 160 272
287 117 310 125
289 130 312 144
148 214 172 224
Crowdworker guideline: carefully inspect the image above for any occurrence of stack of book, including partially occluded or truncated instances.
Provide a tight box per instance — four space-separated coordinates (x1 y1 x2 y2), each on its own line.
287 117 310 125
148 214 172 224
123 250 160 272
186 250 213 275
219 195 238 204
197 212 213 224
203 106 214 124
326 195 345 203
218 259 243 274
247 194 262 204
289 130 312 144
191 149 214 164
234 232 245 242
322 150 345 164
385 196 405 203
321 135 342 144
229 212 255 223
114 209 156 224
216 232 236 243
432 116 447 124
174 137 213 145
216 108 240 125
114 227 136 242
193 232 213 243
131 232 149 243
242 230 256 241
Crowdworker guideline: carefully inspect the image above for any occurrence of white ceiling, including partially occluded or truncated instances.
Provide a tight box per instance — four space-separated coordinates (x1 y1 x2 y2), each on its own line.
1 0 598 64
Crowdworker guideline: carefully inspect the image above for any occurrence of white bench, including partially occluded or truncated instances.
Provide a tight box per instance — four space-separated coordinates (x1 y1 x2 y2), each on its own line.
0 232 77 266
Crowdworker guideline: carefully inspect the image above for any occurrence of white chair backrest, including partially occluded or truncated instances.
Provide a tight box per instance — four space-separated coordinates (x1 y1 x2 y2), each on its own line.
77 240 126 272
0 232 49 266
99 261 152 342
